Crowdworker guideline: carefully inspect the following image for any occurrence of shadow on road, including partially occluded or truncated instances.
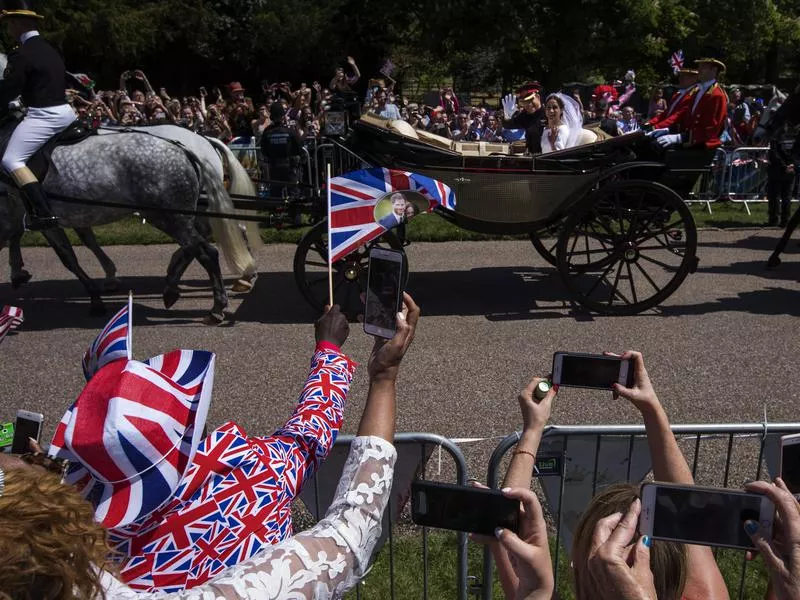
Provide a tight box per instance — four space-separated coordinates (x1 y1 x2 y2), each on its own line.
6 259 800 330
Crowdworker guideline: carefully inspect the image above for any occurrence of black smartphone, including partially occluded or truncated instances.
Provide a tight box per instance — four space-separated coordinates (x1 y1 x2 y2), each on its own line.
411 481 520 536
552 352 633 390
11 409 43 454
780 433 800 495
640 482 774 551
364 247 404 339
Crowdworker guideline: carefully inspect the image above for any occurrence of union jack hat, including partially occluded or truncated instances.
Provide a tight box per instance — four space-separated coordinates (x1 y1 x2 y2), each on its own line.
49 349 215 528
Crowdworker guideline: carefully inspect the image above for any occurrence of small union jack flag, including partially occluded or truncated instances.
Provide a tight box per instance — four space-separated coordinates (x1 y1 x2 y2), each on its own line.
50 349 215 529
327 168 456 263
82 292 133 380
669 50 685 74
0 305 23 346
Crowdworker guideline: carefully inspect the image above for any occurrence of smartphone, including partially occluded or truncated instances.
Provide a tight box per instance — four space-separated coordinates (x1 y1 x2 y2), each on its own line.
780 433 800 495
363 248 404 339
11 410 43 454
640 482 775 550
411 481 520 536
552 352 633 390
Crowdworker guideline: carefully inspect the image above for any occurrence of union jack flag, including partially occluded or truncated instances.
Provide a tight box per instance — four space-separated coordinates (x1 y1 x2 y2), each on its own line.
670 49 685 74
328 168 456 263
0 305 23 346
110 347 356 593
82 292 133 380
50 349 215 530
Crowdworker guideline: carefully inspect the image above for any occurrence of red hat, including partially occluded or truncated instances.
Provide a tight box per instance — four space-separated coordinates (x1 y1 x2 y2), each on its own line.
517 81 542 101
229 81 245 94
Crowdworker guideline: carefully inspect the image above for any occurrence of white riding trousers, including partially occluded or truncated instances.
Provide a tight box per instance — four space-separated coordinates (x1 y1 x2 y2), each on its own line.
2 104 76 173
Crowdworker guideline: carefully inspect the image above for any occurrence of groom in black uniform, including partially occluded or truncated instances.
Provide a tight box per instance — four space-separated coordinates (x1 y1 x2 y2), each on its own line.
501 81 546 154
0 0 74 230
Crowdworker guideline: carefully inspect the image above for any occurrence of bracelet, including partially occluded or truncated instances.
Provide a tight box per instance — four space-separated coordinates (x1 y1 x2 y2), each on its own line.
513 449 536 460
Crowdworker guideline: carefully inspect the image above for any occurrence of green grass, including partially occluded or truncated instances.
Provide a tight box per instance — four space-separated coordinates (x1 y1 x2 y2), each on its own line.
17 202 776 248
349 531 770 599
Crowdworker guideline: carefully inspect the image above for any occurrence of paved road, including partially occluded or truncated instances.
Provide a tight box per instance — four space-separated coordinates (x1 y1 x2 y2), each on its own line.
2 228 800 481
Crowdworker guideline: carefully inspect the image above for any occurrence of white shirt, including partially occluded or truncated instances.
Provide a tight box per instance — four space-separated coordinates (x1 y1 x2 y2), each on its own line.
20 30 40 44
691 79 716 114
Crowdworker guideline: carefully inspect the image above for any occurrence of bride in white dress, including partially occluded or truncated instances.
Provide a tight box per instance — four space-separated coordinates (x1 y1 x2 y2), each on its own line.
540 92 583 153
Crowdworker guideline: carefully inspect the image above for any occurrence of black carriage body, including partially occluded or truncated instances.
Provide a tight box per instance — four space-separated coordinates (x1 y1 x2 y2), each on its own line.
294 115 705 317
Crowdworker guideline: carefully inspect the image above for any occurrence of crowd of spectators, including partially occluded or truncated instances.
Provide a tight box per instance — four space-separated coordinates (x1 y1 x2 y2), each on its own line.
2 294 799 599
65 57 781 153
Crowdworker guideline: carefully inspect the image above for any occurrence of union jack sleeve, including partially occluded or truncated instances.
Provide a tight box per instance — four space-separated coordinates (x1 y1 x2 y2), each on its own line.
254 344 356 498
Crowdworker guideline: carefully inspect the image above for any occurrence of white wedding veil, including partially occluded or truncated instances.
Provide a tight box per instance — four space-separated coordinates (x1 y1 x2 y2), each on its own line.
547 92 584 149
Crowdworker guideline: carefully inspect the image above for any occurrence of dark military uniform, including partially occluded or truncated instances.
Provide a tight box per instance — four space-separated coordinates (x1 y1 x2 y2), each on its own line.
261 110 302 200
503 108 545 154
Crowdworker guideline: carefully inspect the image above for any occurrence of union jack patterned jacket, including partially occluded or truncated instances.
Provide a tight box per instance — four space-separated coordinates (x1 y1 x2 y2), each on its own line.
108 342 357 593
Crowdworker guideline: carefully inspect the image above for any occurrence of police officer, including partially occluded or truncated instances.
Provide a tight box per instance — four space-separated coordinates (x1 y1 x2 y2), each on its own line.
0 1 74 230
260 102 302 200
501 82 545 154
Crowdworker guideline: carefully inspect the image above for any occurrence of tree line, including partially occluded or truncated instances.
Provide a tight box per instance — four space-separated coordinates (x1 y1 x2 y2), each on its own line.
26 0 800 96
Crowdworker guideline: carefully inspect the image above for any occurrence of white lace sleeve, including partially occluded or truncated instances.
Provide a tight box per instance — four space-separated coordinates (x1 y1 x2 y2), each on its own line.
105 436 397 600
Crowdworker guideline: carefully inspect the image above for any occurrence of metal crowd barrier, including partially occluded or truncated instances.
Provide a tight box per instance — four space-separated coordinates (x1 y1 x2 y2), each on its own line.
301 432 470 600
480 422 800 600
723 146 771 214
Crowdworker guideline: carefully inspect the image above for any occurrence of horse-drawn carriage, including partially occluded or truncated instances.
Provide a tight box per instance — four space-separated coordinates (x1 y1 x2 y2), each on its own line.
294 114 714 317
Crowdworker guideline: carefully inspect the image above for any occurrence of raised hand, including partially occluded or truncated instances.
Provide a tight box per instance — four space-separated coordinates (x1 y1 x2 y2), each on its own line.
315 305 350 348
367 292 419 382
502 93 517 120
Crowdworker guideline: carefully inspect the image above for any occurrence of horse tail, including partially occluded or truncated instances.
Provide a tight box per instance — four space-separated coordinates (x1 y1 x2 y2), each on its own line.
206 137 264 251
194 154 258 279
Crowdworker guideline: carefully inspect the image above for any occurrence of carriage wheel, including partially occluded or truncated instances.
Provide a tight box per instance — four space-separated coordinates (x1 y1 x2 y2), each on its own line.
294 220 408 319
529 220 564 267
556 180 697 315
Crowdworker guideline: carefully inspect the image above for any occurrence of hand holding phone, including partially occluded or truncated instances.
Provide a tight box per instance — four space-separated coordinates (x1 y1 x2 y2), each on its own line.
412 481 520 536
639 482 775 550
364 248 405 340
11 410 43 454
552 352 633 390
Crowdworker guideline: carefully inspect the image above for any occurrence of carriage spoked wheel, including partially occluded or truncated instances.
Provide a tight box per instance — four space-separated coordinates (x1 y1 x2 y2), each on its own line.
529 220 564 267
556 180 698 315
293 220 409 319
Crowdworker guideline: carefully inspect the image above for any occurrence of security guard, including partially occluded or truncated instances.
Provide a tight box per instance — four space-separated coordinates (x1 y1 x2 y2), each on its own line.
260 102 302 200
0 1 74 230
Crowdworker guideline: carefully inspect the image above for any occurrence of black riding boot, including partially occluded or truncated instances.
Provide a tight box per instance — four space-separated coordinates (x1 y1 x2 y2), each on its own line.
20 181 59 231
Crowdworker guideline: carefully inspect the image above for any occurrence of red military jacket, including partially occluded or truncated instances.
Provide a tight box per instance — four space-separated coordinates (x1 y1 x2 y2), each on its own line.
649 87 696 127
653 82 728 149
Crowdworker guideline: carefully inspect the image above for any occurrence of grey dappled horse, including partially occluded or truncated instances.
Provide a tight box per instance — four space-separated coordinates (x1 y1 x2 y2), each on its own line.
4 126 260 296
0 116 254 323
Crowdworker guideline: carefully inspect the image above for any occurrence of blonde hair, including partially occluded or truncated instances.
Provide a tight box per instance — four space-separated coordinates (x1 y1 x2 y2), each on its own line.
0 467 111 600
571 483 687 600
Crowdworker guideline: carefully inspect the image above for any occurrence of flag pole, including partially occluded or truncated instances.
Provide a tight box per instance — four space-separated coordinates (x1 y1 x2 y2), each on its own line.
327 163 334 307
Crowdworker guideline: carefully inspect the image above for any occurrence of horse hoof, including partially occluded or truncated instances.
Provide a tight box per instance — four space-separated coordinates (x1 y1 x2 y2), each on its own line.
103 278 122 293
202 312 225 326
11 270 32 289
231 278 255 294
767 255 782 270
89 302 107 317
163 288 181 308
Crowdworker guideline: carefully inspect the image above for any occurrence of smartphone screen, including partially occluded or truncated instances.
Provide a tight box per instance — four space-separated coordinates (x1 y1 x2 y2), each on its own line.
553 353 632 389
364 249 403 339
649 486 769 549
781 437 800 495
411 481 520 536
11 413 43 454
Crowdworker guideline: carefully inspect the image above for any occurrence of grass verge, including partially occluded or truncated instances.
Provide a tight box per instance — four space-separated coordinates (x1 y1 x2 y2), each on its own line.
348 530 769 599
17 202 777 248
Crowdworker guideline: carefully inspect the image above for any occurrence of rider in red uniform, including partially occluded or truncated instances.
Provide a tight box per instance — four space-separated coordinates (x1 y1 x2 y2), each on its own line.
649 57 729 150
648 68 698 127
